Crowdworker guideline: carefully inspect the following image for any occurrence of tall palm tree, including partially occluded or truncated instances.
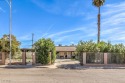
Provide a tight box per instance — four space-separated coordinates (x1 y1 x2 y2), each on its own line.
93 0 105 43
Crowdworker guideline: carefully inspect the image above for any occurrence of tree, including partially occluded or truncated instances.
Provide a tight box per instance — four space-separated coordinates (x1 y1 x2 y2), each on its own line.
0 34 20 57
93 0 105 43
34 38 56 64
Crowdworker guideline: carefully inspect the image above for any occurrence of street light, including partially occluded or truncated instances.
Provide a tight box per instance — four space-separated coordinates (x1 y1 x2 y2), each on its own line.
0 0 12 65
5 0 12 65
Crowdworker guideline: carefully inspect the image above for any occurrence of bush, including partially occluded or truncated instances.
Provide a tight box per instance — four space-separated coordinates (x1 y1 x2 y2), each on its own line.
76 40 125 53
76 40 125 64
34 38 56 64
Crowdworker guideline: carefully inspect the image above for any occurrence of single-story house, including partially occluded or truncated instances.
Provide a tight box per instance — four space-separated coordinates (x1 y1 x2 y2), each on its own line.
56 46 76 59
20 46 77 59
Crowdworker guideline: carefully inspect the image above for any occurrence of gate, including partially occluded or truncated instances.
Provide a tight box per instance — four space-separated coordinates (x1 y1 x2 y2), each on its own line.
26 52 33 65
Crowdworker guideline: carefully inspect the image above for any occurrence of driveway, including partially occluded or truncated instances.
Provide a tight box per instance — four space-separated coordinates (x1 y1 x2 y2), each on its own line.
55 59 80 69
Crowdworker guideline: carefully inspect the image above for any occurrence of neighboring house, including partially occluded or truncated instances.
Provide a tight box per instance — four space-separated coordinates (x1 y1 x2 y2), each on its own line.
56 46 76 59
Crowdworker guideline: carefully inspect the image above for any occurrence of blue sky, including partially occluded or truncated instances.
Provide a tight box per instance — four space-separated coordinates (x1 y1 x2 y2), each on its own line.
0 0 125 48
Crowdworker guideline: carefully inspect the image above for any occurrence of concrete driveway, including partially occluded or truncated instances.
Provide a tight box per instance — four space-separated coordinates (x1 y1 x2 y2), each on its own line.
55 59 80 69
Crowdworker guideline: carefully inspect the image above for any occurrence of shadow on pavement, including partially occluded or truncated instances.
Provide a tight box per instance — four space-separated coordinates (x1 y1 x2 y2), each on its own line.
57 63 83 69
57 63 125 70
0 63 56 69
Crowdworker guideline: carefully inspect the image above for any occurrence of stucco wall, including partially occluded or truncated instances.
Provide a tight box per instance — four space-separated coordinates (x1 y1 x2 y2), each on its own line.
58 51 73 59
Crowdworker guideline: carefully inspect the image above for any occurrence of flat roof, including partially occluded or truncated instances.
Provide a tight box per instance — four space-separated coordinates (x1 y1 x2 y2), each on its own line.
56 46 76 52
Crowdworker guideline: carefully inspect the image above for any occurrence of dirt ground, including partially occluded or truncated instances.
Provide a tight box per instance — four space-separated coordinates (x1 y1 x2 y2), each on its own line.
0 59 125 83
0 68 125 83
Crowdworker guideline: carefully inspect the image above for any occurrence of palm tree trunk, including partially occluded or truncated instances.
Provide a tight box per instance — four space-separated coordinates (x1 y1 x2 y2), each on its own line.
97 7 100 43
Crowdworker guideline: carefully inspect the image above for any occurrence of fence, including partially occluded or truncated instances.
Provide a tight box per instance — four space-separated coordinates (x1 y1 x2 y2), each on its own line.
12 52 35 65
0 51 36 65
80 52 125 65
107 53 125 64
8 52 23 65
86 52 104 64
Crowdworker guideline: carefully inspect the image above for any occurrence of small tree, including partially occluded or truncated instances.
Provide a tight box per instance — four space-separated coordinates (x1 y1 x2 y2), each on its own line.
34 38 56 64
0 34 20 57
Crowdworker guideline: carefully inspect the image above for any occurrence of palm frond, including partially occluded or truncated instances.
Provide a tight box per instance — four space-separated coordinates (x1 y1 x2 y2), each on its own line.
93 0 105 7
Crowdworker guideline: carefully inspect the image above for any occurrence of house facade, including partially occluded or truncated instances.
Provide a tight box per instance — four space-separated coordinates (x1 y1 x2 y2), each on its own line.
56 46 76 59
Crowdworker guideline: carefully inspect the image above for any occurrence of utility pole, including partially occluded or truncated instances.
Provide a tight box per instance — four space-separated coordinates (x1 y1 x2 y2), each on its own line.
32 33 34 48
9 0 12 65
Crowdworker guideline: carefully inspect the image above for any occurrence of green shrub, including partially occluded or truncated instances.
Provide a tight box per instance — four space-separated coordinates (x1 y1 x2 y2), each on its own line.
76 40 125 63
34 38 56 64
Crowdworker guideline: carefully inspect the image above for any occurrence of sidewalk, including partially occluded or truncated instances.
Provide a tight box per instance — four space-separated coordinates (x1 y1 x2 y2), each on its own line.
1 59 125 69
0 63 58 69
